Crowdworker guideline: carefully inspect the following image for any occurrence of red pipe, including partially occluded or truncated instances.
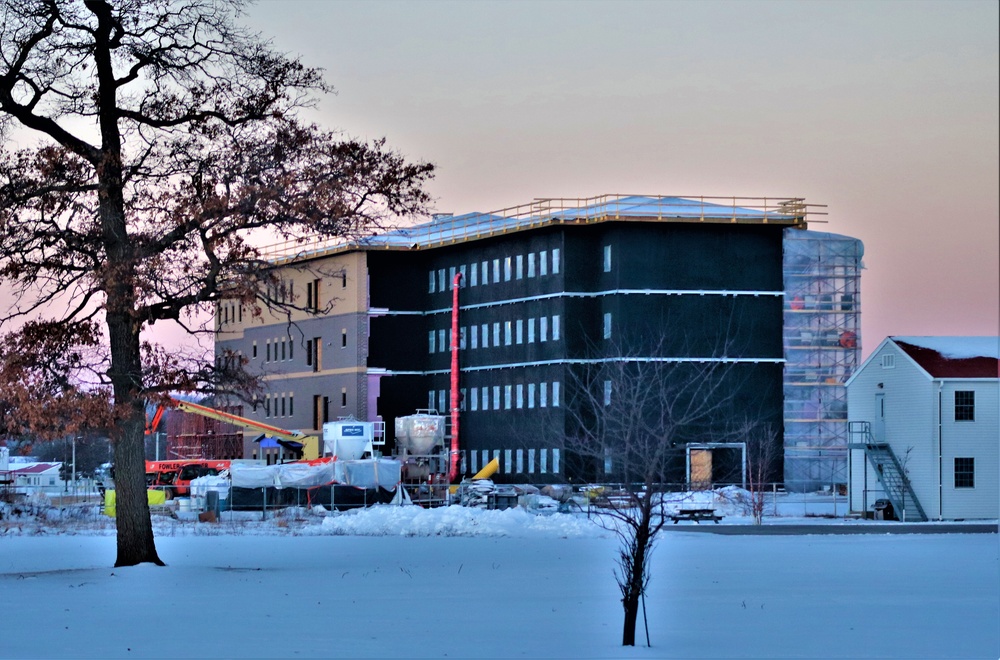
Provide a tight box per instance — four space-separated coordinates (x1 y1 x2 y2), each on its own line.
449 271 463 482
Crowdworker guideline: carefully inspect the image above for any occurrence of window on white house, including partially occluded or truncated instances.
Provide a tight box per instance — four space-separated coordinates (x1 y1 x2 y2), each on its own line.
955 457 975 488
955 391 975 421
881 354 895 369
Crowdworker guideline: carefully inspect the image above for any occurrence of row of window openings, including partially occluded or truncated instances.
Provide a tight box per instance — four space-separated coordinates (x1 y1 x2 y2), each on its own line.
260 389 350 420
429 248 562 293
466 448 561 475
253 332 349 369
219 274 346 326
429 313 614 354
430 381 561 413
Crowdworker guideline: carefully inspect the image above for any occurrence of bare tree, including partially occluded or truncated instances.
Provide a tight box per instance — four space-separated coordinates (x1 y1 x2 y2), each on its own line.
0 0 433 566
564 340 761 647
738 420 780 525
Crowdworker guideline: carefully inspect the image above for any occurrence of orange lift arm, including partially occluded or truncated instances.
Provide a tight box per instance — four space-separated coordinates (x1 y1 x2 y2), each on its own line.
145 403 166 436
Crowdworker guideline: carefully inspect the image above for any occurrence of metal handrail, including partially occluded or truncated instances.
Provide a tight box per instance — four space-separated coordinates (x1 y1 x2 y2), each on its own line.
258 194 826 262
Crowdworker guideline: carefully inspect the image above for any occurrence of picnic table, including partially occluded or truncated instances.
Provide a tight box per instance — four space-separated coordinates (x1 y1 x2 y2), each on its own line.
670 508 723 524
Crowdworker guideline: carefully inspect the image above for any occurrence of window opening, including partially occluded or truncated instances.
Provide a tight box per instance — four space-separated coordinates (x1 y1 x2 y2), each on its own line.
955 457 975 488
955 391 975 421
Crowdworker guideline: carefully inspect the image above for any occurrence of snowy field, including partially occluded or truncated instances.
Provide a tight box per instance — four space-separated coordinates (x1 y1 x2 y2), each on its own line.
1 503 997 659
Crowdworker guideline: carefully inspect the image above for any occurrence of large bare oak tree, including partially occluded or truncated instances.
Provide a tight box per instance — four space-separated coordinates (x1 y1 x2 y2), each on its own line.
0 0 433 566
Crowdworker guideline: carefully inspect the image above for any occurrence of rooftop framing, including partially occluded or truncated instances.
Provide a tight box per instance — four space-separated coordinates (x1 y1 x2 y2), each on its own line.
261 194 826 265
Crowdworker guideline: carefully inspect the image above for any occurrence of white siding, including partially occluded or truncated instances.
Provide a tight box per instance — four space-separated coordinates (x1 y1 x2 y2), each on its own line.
848 341 934 516
940 380 999 519
848 339 999 520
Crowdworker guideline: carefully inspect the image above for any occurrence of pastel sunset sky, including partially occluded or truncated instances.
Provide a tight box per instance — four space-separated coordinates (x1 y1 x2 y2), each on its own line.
1 1 995 363
244 0 999 357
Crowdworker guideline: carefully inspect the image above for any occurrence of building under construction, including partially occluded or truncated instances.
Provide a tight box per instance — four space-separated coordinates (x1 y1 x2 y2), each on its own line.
212 194 862 489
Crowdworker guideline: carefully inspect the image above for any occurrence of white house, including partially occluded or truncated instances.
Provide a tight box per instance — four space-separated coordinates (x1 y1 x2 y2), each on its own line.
5 462 63 493
847 337 998 521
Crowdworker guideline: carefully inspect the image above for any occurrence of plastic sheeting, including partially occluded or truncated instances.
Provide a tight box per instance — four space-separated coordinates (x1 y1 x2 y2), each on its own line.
189 475 232 500
228 459 398 489
782 229 863 491
336 459 401 489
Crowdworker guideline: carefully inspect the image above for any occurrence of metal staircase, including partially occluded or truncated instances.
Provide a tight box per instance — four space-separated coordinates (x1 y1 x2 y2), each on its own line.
848 421 928 522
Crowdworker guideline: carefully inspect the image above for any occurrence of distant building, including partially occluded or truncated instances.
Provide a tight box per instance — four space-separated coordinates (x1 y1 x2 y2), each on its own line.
215 194 861 487
847 337 999 520
4 462 62 491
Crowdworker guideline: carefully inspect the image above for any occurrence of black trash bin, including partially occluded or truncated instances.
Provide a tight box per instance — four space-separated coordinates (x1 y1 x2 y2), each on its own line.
873 498 895 521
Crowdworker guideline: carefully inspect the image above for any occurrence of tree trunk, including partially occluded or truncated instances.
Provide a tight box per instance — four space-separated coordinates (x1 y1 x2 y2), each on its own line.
621 510 650 646
622 591 640 646
89 0 163 567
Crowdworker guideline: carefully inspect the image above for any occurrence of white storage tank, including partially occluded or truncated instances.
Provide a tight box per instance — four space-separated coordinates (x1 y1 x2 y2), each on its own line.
394 412 446 456
323 420 376 459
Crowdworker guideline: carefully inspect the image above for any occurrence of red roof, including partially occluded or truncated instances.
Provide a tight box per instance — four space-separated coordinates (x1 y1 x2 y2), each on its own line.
893 339 1000 379
7 463 60 474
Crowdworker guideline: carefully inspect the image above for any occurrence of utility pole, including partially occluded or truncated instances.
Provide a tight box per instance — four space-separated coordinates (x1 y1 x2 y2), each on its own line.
72 435 77 498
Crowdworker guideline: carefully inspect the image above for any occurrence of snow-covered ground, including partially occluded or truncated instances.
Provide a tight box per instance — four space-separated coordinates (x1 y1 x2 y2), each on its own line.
1 502 997 658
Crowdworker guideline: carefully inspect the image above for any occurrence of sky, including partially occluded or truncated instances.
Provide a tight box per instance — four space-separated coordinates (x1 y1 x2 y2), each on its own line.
240 0 999 356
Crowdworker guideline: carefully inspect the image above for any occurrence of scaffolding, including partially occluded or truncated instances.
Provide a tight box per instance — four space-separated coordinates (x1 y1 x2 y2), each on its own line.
165 406 245 461
782 229 863 491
